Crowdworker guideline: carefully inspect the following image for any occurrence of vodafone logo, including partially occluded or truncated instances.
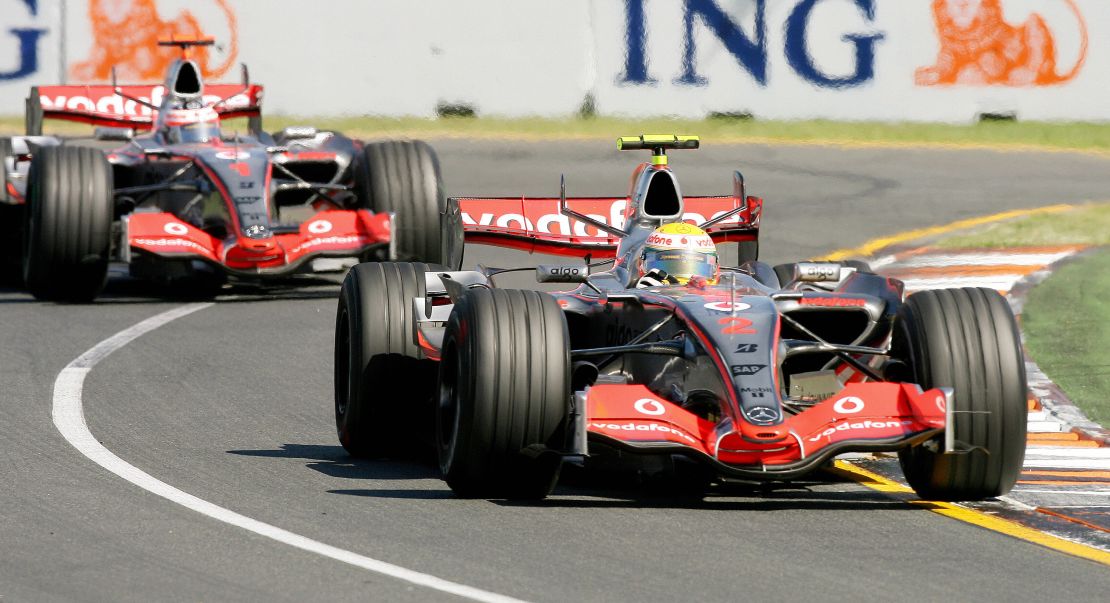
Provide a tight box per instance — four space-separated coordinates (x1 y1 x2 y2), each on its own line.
833 396 865 414
163 223 188 235
633 398 666 416
704 301 750 312
307 220 333 234
935 395 946 413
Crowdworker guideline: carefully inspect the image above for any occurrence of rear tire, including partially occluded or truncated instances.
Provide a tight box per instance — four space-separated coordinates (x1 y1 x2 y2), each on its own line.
894 288 1027 501
23 146 113 302
437 288 571 499
355 140 447 265
334 261 442 457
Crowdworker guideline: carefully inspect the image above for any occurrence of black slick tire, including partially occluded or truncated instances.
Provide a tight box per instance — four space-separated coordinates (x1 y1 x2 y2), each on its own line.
355 140 446 265
334 261 441 458
437 288 570 499
23 145 113 302
894 287 1027 501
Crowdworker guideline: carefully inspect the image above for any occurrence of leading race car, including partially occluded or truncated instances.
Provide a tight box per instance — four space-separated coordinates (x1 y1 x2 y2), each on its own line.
0 39 449 301
333 134 1028 501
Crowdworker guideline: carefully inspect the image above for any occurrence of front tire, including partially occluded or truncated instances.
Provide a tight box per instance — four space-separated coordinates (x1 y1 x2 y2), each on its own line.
23 145 113 302
355 140 448 265
894 288 1027 501
437 289 571 499
334 261 441 457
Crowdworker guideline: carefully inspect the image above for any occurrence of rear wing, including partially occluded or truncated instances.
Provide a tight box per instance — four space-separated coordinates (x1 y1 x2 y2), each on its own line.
25 84 264 135
451 195 762 257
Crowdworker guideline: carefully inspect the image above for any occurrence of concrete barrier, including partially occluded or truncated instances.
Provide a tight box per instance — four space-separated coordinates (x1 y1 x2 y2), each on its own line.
1 0 1105 123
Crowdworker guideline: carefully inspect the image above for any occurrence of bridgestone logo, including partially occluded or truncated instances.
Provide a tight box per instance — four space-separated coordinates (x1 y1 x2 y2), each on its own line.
807 420 913 442
591 422 697 444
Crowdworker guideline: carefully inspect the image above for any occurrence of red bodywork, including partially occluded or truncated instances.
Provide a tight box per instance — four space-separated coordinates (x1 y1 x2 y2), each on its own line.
33 84 263 130
457 195 761 257
127 209 390 274
586 383 946 472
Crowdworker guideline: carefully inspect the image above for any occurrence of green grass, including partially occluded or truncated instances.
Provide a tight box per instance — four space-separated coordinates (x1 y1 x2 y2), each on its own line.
6 114 1110 152
1022 248 1110 425
937 203 1110 249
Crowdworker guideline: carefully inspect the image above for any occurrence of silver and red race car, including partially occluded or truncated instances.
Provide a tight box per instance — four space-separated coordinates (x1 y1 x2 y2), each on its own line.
334 134 1028 501
1 39 448 301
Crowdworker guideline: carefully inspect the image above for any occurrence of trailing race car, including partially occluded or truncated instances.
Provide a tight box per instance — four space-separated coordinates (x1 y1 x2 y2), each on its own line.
333 134 1028 501
0 39 448 301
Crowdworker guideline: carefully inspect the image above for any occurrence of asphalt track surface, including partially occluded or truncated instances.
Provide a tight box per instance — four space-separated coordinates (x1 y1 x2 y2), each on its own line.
3 140 1110 601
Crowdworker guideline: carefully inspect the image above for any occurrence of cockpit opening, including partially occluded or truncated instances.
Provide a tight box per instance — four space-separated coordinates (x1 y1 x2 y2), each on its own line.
172 61 202 96
643 171 681 218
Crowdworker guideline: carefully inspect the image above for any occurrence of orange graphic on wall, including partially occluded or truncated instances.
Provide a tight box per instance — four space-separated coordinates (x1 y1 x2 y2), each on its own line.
71 0 239 82
916 0 1087 86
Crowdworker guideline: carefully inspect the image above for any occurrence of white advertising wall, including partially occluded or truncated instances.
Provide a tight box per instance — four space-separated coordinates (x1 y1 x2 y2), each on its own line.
0 0 1106 123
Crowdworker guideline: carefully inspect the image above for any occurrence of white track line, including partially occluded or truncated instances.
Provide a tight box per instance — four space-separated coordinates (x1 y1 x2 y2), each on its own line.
51 303 527 603
1014 490 1110 496
1023 460 1110 470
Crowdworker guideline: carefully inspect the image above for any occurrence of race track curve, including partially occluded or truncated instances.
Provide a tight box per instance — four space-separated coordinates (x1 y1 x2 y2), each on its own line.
2 140 1109 601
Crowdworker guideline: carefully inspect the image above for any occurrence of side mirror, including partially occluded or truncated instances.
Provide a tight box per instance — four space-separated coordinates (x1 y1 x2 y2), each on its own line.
94 126 134 141
536 264 589 283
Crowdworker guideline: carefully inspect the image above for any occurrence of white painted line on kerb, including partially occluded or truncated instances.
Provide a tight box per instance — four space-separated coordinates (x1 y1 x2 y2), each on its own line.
900 276 1024 291
897 251 1077 268
51 303 527 603
1023 459 1110 470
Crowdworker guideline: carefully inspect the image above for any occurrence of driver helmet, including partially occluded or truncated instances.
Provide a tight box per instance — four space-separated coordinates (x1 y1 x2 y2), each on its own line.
161 105 221 144
638 222 719 286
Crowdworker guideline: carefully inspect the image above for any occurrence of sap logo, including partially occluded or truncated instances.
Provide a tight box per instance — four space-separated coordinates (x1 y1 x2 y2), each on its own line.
731 364 766 376
1 1 47 81
620 0 884 89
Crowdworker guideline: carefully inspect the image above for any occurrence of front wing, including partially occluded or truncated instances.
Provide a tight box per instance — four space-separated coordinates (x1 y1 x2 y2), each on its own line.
124 209 391 275
583 382 949 480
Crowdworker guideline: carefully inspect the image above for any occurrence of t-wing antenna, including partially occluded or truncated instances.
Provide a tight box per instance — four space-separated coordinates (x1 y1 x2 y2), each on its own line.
617 134 699 167
158 37 215 60
558 175 628 238
111 66 158 110
698 170 750 230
